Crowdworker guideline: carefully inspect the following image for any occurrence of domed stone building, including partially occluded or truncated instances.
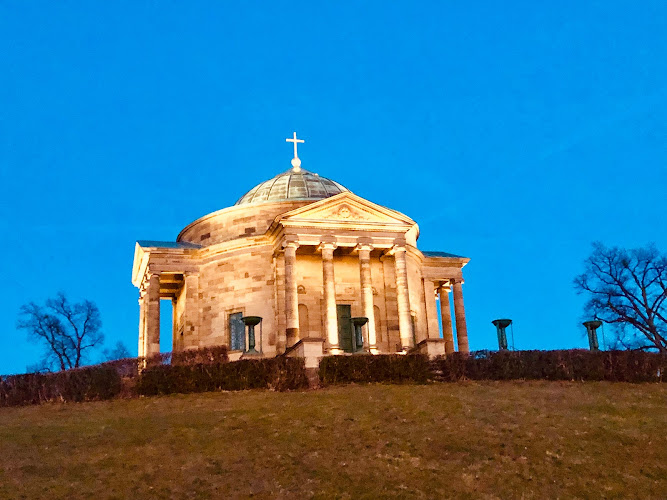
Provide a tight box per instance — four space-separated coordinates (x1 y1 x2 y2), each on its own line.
131 135 470 362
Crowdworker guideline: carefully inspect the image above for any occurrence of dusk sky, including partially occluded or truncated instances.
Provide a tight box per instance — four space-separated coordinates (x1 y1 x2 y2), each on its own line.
1 2 666 374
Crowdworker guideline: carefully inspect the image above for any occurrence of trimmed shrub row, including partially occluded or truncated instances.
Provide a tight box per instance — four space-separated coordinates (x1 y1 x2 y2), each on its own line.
433 350 667 383
0 365 121 407
0 346 232 407
3 349 663 407
136 357 309 396
82 346 232 382
141 345 230 370
319 354 431 385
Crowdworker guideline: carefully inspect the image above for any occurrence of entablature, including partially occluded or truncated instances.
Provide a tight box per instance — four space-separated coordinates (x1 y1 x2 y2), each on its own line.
132 242 200 288
421 254 469 284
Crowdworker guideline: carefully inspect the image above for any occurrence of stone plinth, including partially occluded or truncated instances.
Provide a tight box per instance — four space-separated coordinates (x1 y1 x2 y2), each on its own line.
285 337 325 388
414 338 446 359
284 337 325 369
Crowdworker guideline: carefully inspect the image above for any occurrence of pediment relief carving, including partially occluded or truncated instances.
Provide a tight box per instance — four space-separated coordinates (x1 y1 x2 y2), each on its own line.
332 204 373 222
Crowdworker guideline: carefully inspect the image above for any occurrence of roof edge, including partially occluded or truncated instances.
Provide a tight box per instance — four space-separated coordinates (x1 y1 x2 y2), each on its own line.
137 240 202 249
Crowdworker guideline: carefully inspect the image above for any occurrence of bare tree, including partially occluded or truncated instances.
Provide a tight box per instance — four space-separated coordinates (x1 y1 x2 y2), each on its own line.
17 292 104 371
102 341 131 361
574 242 667 352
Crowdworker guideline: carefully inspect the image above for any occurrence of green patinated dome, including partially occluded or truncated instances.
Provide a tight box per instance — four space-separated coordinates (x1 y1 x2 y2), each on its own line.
235 167 349 206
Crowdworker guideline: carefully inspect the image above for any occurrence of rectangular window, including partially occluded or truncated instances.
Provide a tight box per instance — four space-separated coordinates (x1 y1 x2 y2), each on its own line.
229 312 245 351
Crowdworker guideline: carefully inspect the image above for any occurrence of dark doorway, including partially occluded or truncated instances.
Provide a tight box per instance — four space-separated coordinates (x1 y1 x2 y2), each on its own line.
337 304 353 353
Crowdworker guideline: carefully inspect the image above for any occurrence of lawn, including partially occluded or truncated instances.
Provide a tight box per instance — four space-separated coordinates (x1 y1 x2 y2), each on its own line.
0 382 665 499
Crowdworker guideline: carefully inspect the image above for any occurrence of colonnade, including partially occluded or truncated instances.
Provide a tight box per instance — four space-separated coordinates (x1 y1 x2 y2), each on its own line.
425 280 469 354
282 239 423 354
138 272 199 358
137 245 469 358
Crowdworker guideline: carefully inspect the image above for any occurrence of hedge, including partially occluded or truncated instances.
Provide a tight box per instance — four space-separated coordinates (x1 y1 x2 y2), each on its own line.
433 350 667 383
0 365 122 407
136 356 308 396
141 345 230 370
3 349 663 408
319 354 431 385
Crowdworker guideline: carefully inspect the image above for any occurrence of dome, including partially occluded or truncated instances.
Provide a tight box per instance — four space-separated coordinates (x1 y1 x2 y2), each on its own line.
235 167 349 205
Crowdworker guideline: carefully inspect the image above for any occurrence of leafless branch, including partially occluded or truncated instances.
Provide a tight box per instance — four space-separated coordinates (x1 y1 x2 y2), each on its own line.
17 293 105 371
574 242 667 352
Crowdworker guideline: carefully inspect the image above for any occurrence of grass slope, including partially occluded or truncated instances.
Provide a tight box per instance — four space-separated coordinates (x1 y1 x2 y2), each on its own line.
0 382 666 499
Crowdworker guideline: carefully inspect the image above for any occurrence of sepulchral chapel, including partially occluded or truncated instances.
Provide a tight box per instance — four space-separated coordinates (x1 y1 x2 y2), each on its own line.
131 133 471 361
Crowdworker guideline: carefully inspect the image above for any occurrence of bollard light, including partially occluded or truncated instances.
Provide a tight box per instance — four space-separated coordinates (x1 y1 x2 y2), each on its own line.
242 316 262 354
583 320 602 351
350 317 369 352
492 319 512 350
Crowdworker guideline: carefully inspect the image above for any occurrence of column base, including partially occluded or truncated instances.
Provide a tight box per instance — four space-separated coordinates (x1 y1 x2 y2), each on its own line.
327 346 343 355
286 328 299 348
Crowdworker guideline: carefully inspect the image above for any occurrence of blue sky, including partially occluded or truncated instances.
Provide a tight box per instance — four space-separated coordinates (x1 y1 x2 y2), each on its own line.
1 2 666 374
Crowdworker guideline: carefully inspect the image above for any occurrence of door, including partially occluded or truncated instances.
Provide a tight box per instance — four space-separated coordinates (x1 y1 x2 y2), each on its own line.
337 304 353 353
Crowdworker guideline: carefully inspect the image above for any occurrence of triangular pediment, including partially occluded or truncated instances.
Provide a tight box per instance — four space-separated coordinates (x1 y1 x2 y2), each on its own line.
277 192 416 228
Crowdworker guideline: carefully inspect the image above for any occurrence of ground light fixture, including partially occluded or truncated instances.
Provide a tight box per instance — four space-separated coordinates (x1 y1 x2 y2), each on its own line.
350 317 369 352
583 320 603 351
242 316 262 355
492 319 512 350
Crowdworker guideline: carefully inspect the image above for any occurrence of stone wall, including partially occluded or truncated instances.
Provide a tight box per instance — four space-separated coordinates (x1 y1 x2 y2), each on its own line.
195 244 278 356
177 201 310 246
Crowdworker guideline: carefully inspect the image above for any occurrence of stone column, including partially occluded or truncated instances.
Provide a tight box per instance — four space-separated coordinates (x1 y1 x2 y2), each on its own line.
172 297 179 351
183 273 199 348
452 280 469 353
423 280 440 340
283 241 300 348
357 243 377 353
145 273 161 358
393 246 412 351
137 291 146 357
438 285 455 354
320 240 340 354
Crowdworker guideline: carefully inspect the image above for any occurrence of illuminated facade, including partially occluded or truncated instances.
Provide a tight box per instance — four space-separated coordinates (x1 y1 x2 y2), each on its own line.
131 135 470 362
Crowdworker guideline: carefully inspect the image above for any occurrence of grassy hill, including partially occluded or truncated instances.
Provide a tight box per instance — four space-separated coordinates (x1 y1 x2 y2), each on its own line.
0 381 665 499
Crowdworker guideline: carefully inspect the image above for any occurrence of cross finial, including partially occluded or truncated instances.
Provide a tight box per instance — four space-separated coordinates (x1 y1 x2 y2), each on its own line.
286 132 305 171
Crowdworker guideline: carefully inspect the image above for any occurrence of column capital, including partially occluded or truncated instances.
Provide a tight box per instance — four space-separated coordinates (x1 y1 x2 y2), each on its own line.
450 278 465 286
354 242 374 253
147 269 161 280
282 238 300 250
384 244 406 257
141 271 160 290
317 237 337 252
